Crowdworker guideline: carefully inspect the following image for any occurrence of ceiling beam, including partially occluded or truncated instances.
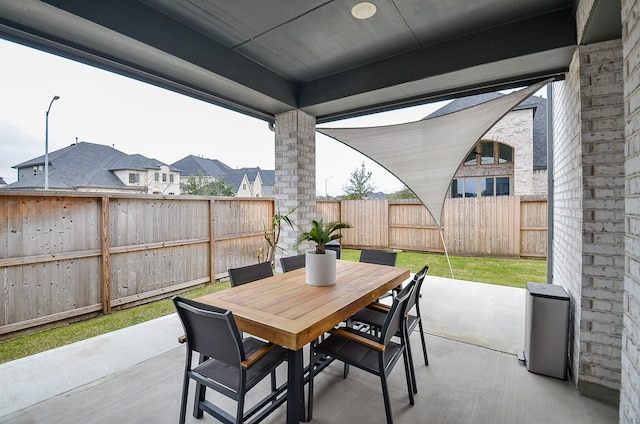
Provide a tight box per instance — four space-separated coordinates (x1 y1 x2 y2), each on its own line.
37 0 298 106
299 9 576 108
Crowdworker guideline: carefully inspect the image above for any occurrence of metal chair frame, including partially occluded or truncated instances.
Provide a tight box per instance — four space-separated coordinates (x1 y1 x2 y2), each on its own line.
307 286 415 424
173 296 287 424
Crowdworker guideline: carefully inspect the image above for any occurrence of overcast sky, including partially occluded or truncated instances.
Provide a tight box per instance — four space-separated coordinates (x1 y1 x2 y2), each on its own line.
0 38 452 196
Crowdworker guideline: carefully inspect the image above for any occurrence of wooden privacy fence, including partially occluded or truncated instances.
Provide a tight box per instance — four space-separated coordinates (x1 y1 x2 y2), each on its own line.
318 196 547 258
1 192 545 336
0 192 271 336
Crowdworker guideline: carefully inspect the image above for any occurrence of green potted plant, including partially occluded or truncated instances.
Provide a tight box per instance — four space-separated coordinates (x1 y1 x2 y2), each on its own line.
295 218 351 286
262 207 296 267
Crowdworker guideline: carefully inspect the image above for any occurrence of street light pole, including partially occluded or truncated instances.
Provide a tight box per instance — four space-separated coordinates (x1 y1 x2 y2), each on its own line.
45 95 60 190
325 176 333 199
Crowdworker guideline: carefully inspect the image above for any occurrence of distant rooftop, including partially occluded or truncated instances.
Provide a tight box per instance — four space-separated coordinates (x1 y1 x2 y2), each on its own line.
5 141 175 191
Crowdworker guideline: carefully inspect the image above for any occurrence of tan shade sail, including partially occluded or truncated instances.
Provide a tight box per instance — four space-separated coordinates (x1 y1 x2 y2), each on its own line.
317 80 549 228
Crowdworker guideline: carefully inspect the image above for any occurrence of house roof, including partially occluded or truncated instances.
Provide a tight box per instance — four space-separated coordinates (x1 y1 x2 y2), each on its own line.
170 155 233 179
224 167 275 193
6 141 171 190
0 1 619 124
426 93 548 170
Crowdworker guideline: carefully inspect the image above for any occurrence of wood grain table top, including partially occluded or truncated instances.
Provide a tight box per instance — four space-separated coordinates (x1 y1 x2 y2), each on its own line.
196 260 409 350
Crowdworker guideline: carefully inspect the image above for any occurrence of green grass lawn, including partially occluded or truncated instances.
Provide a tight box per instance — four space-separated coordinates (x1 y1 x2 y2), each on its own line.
0 250 545 364
342 249 546 288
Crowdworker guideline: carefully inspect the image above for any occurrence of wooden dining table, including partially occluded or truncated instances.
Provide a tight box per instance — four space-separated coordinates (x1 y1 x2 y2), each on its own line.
195 259 410 424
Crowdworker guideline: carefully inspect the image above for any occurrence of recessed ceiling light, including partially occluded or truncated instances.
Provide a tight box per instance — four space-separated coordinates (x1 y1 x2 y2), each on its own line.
351 2 377 20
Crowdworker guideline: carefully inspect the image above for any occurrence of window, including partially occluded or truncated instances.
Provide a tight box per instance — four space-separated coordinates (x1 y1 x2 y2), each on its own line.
169 174 174 183
451 176 510 198
481 142 494 165
155 172 159 182
499 144 513 163
162 173 167 182
464 142 513 166
129 173 139 184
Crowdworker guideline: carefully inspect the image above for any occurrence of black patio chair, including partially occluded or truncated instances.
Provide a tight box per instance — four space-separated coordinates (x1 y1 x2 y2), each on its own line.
307 285 415 424
279 254 306 272
173 296 288 424
350 265 429 394
228 262 273 287
359 249 401 299
359 249 398 266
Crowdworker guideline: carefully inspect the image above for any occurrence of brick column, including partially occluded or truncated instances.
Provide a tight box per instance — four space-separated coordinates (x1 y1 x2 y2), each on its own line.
553 39 625 400
273 110 317 267
622 0 640 421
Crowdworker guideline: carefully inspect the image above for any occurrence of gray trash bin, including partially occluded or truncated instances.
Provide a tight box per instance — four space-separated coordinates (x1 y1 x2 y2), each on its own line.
524 282 570 379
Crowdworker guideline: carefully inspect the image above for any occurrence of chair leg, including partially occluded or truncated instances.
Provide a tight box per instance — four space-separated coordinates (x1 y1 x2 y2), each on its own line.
380 374 394 424
271 370 277 404
193 382 206 419
237 393 245 424
405 328 418 394
193 353 207 418
343 363 350 379
418 319 429 365
179 373 190 424
402 346 415 406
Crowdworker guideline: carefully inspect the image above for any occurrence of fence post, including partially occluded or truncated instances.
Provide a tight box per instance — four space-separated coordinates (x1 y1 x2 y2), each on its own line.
101 196 111 314
209 198 216 283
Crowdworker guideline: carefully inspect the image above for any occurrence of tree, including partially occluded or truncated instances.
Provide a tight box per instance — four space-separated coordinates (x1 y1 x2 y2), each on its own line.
342 161 377 200
182 172 235 196
388 186 417 199
206 176 235 196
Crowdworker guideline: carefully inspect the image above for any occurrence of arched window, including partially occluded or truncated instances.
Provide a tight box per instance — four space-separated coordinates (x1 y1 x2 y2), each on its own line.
452 141 513 198
464 141 513 166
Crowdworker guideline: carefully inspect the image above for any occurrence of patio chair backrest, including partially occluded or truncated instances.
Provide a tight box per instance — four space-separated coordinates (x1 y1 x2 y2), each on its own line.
280 254 306 272
359 249 397 267
407 265 429 313
228 261 273 287
173 296 244 366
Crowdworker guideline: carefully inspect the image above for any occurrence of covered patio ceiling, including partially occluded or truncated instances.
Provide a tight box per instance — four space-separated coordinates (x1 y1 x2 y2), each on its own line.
0 1 621 124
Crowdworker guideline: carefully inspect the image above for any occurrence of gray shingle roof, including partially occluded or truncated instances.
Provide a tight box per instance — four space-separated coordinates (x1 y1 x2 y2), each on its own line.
170 155 233 179
426 92 547 170
6 141 170 190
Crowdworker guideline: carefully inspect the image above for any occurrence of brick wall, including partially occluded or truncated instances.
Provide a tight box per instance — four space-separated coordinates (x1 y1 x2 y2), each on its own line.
485 109 537 195
552 51 585 387
274 110 317 260
622 0 640 421
579 39 625 394
553 39 625 398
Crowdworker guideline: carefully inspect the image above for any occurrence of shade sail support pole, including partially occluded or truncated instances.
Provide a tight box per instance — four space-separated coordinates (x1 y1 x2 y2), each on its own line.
439 227 454 278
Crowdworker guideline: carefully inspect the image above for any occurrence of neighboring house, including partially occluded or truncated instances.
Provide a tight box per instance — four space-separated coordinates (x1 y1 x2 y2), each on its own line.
171 155 233 186
0 177 6 187
225 167 275 197
4 141 180 194
171 155 275 197
427 93 547 199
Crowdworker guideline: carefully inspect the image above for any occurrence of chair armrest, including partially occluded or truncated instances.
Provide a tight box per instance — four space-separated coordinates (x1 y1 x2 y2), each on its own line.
328 328 385 351
242 342 277 368
367 302 391 313
178 335 186 344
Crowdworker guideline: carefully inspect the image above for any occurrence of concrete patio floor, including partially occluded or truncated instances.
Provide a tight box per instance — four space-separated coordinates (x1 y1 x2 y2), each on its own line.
0 276 619 423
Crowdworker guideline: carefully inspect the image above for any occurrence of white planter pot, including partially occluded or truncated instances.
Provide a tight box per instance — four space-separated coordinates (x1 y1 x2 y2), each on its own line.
305 250 337 286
